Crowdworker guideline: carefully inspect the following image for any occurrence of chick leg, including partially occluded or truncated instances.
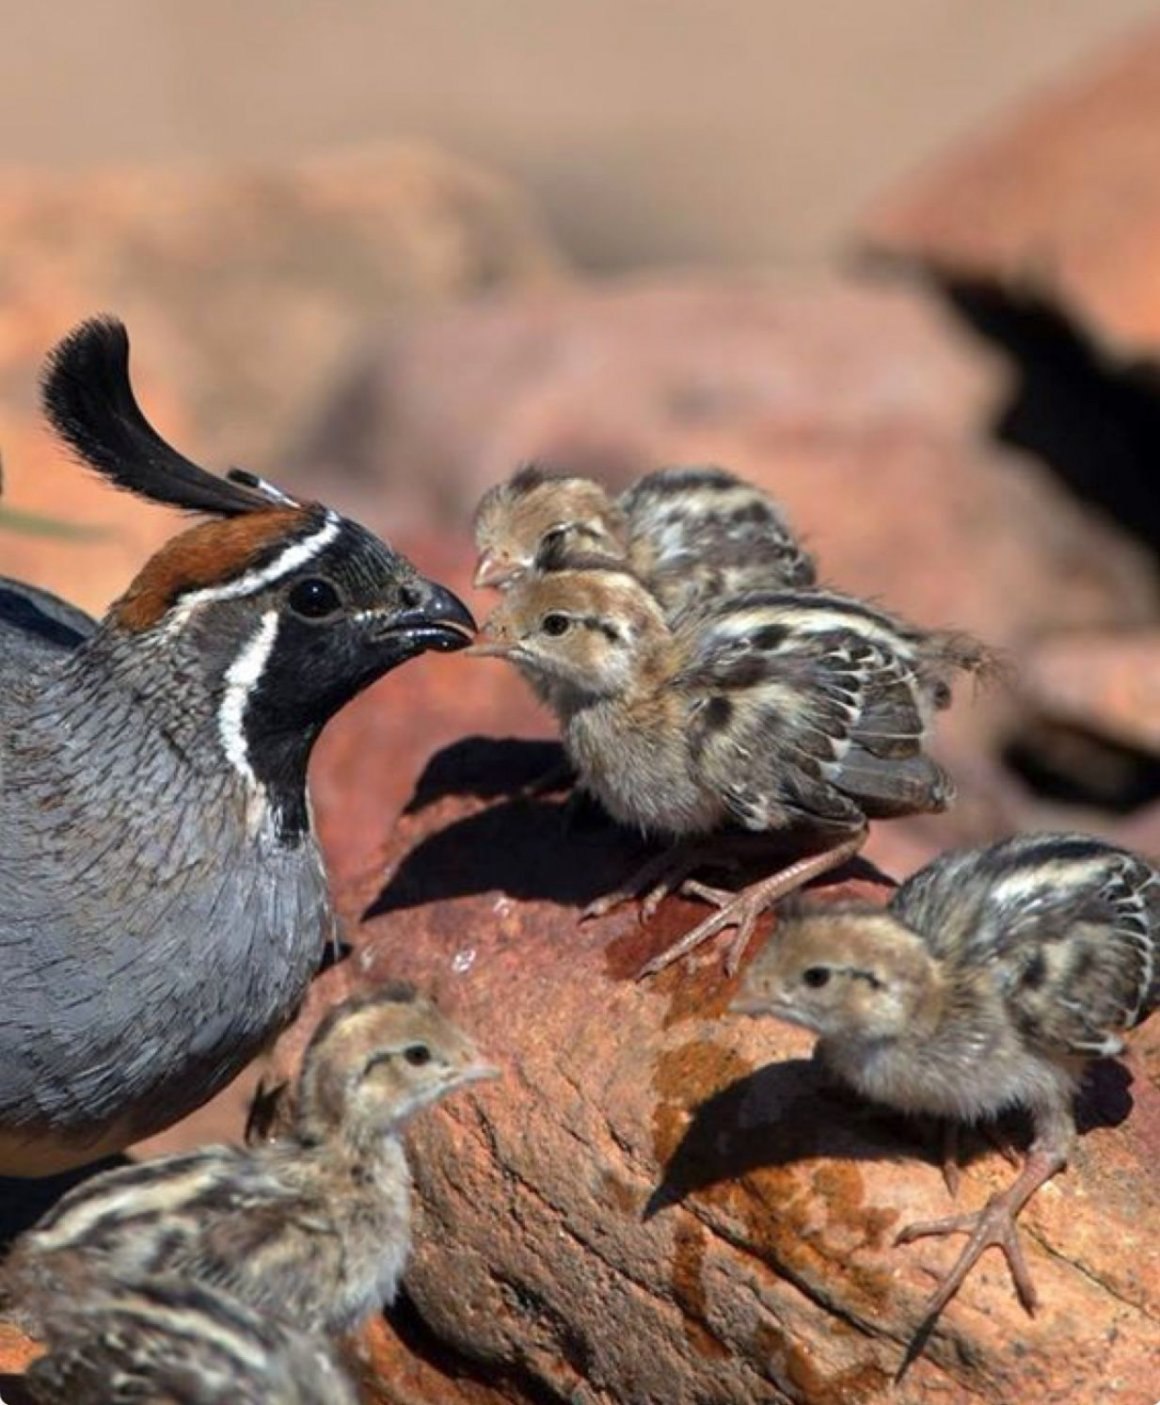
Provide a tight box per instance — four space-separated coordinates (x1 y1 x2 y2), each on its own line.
636 831 867 979
897 1137 1068 1323
582 838 737 923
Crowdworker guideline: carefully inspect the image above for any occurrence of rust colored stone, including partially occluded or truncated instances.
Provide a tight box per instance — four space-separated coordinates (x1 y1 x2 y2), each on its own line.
863 23 1160 356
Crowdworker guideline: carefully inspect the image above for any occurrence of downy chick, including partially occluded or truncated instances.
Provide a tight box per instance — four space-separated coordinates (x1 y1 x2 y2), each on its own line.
473 463 816 618
3 987 497 1337
24 1278 357 1405
470 559 985 975
733 832 1159 1349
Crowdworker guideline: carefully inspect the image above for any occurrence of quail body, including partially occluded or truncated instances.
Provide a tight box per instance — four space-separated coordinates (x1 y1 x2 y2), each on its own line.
734 832 1159 1345
3 987 496 1336
23 1278 357 1405
471 559 984 974
0 319 475 1176
473 463 816 616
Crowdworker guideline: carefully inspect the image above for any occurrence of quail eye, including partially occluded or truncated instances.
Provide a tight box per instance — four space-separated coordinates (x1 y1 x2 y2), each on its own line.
541 613 571 637
403 1043 432 1066
802 967 831 989
541 525 567 546
288 577 342 620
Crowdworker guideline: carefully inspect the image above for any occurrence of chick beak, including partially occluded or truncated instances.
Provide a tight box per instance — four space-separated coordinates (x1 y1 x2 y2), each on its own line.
473 552 520 589
376 578 476 656
460 1059 502 1086
463 627 518 659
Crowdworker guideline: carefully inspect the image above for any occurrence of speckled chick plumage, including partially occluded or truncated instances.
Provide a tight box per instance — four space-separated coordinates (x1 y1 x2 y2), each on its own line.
735 831 1158 1333
473 463 816 617
0 318 474 1176
473 558 985 971
23 1278 357 1405
2 988 496 1338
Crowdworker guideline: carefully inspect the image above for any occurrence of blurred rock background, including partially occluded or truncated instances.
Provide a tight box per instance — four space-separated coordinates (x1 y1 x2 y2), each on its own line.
2 5 1159 1403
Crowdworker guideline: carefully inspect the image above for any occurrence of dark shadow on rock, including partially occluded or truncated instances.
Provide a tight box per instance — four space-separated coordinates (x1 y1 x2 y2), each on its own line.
0 1156 129 1253
646 1059 918 1218
367 792 647 917
0 1374 36 1405
404 736 574 815
942 278 1160 561
647 1053 1135 1220
1074 1057 1134 1135
371 735 886 918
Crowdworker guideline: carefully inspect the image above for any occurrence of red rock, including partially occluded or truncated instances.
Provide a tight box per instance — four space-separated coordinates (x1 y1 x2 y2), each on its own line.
862 24 1160 356
230 729 1158 1405
286 273 1008 532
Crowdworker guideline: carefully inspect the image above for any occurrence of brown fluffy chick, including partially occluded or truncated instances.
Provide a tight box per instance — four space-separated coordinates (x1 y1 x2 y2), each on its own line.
472 463 816 618
469 559 985 975
2 987 497 1338
733 832 1159 1348
24 1278 357 1405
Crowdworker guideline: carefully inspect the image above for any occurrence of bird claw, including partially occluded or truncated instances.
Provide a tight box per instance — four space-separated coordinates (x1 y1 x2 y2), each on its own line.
897 1197 1039 1320
635 886 764 979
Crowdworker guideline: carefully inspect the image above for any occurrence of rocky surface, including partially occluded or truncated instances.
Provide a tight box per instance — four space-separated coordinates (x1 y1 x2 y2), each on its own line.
224 729 1160 1405
862 23 1160 359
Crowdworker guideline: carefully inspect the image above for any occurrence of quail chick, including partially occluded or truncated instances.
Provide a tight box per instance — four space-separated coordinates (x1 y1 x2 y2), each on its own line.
24 1278 357 1405
473 463 816 617
733 832 1159 1341
3 986 497 1337
470 559 985 975
0 318 475 1177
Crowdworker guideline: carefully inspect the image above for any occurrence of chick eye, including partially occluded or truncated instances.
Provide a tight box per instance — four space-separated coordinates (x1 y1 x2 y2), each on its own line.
288 577 342 620
802 967 831 989
541 525 568 546
541 613 571 637
403 1043 432 1066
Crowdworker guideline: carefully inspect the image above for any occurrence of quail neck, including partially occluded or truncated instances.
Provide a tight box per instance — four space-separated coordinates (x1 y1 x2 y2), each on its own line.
39 504 470 847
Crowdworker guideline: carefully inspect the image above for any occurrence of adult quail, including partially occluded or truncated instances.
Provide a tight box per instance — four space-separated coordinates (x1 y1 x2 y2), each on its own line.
470 556 985 975
733 832 1159 1351
0 317 475 1176
473 463 816 615
4 985 496 1336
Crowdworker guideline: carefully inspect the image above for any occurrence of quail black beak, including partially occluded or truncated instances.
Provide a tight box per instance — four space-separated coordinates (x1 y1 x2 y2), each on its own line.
377 578 476 657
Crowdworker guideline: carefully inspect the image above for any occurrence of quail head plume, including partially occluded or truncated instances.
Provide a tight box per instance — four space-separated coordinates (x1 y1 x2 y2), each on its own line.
0 319 475 1178
473 463 816 617
470 557 987 975
733 832 1159 1359
2 986 498 1337
23 1278 357 1405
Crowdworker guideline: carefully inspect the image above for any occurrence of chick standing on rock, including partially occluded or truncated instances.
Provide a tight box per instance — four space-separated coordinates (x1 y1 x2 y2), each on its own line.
473 463 816 617
23 1278 357 1405
733 832 1159 1347
0 318 476 1177
469 557 985 976
2 987 497 1337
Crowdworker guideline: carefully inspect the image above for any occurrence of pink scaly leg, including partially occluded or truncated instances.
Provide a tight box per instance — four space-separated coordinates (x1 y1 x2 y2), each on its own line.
635 830 868 980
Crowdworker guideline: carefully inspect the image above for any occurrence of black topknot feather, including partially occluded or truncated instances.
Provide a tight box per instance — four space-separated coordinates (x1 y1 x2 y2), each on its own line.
41 317 299 518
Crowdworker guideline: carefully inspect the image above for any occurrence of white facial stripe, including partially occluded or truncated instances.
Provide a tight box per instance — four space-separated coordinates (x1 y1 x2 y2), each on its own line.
169 511 342 626
219 611 280 787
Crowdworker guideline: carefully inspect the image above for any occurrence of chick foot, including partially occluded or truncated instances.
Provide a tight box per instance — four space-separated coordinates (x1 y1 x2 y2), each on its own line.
582 839 726 924
636 831 867 978
897 1139 1068 1350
